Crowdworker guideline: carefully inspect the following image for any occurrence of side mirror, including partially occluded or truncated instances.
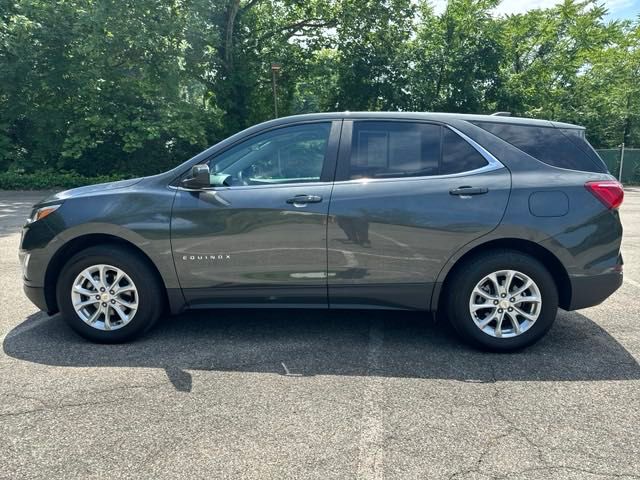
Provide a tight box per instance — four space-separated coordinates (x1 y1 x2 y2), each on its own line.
182 164 210 189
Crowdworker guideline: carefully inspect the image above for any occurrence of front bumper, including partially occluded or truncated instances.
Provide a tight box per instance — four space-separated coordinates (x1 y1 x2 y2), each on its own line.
23 284 49 312
567 271 623 310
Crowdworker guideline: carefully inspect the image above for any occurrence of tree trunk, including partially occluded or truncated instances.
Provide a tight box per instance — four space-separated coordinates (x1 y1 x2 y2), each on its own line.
218 0 245 133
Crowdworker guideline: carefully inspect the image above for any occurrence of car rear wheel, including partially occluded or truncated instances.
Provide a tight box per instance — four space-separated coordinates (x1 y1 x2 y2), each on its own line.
56 245 164 343
446 250 558 351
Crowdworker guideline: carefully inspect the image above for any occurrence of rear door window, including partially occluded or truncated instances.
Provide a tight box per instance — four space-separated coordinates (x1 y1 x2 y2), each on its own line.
471 122 607 173
349 122 488 179
441 128 489 175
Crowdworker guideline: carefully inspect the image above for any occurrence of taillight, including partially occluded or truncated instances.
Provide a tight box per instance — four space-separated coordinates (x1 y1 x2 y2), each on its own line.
585 180 624 209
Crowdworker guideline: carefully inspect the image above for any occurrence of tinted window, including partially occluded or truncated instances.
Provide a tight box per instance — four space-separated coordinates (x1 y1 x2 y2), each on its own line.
441 128 488 174
472 122 606 173
560 128 609 172
349 122 487 179
209 123 331 186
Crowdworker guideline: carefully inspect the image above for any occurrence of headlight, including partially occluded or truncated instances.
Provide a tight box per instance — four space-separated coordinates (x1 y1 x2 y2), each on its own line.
28 204 61 224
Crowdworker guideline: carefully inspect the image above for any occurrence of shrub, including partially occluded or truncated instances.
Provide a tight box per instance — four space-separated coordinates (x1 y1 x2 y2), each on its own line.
0 170 128 190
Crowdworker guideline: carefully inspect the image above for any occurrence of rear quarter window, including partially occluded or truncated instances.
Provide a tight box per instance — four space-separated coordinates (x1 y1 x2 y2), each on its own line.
471 122 607 173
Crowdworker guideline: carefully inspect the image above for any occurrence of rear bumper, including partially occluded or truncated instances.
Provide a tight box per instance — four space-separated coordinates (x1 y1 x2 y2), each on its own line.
567 271 623 310
23 284 49 313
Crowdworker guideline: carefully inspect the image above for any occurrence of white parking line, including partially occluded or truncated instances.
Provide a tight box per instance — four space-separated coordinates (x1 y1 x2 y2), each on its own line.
280 362 302 377
356 319 385 480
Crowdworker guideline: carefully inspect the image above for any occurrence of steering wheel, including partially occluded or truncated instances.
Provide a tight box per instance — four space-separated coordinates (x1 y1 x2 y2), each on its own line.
236 169 249 186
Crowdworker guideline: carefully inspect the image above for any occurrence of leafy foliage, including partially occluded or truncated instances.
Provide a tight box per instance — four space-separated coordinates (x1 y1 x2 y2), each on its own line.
0 0 639 185
0 170 125 189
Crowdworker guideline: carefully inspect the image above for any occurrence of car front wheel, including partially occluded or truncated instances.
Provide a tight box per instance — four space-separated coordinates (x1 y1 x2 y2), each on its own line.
56 245 163 343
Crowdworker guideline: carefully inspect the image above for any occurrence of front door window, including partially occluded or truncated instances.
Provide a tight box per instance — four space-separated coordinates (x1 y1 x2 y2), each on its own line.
209 123 332 186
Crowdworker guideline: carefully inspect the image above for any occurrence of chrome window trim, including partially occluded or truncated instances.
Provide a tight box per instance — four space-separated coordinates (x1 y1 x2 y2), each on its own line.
173 121 507 191
447 125 504 173
173 179 332 193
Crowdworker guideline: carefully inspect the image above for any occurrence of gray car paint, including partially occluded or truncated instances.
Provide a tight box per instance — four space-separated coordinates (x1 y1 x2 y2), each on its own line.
19 112 623 316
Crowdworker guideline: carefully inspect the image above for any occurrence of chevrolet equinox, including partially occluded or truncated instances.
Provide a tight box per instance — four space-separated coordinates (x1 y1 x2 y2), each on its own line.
20 112 624 350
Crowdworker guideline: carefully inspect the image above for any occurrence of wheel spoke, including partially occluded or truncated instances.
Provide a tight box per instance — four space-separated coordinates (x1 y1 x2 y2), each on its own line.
473 287 497 301
98 265 108 289
478 310 497 329
506 312 521 335
510 279 533 297
74 298 99 308
111 304 129 323
82 272 100 290
471 302 494 312
515 296 541 304
504 270 516 294
73 285 96 296
115 298 138 309
110 270 124 290
114 285 136 295
87 305 102 324
487 272 500 294
104 307 112 330
494 312 505 337
514 306 537 322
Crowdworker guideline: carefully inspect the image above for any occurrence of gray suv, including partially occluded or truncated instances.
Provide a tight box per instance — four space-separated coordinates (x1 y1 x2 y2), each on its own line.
19 112 624 350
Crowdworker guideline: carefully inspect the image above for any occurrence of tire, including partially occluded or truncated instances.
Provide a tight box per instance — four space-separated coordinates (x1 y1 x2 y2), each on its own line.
446 249 558 352
56 244 164 343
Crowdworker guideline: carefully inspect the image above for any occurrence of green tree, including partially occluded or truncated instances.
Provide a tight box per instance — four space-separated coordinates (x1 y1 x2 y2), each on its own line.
1 0 639 187
410 0 502 113
494 0 615 119
328 0 415 111
572 21 640 148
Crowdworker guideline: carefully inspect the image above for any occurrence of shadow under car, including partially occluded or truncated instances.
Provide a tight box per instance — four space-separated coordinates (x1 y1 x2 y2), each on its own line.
3 308 639 392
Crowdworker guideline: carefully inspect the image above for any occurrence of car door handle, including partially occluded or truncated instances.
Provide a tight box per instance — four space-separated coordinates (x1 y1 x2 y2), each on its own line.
449 186 489 196
286 194 323 205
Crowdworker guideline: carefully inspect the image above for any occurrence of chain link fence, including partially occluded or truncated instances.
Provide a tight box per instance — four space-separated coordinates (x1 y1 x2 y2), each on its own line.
597 148 640 184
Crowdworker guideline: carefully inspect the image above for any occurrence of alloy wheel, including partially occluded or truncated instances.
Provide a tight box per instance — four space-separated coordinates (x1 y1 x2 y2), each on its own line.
468 269 542 338
71 264 139 331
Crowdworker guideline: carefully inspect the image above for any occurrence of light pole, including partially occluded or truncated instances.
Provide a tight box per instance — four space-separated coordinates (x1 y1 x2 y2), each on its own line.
618 142 625 183
271 63 281 118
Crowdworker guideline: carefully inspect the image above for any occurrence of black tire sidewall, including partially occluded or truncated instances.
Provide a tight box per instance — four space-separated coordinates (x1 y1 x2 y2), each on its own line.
56 246 163 343
447 251 558 352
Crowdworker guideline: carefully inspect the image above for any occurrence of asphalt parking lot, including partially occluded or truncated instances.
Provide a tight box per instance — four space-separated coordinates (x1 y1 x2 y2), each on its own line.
0 189 639 480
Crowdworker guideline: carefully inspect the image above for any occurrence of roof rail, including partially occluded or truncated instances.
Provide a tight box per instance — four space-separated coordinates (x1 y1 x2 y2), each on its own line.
491 112 512 117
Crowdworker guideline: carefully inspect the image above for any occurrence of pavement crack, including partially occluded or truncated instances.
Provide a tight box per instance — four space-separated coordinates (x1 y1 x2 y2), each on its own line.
0 382 167 419
496 465 640 479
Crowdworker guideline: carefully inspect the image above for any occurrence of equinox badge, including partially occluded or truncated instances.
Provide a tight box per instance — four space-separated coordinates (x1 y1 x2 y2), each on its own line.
182 254 231 261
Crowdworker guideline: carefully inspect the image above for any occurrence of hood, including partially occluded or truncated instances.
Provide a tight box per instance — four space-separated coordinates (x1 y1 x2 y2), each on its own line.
40 177 144 204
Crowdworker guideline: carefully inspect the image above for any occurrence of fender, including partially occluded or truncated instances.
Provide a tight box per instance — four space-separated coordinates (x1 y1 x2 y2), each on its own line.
428 225 561 311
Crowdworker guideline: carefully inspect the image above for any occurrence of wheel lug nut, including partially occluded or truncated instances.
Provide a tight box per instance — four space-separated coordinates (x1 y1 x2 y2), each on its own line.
493 300 499 305
111 300 115 304
498 308 503 313
501 293 506 298
101 302 107 307
100 287 105 292
95 295 100 300
510 298 515 302
109 290 114 295
508 307 513 312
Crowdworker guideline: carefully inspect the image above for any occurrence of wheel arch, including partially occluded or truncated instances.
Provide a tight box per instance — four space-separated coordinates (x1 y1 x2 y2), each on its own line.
433 238 571 312
43 233 176 314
